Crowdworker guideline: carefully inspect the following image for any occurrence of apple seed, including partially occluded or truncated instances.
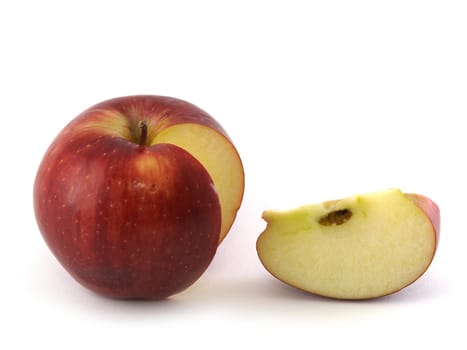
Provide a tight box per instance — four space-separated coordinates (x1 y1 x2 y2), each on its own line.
319 209 352 226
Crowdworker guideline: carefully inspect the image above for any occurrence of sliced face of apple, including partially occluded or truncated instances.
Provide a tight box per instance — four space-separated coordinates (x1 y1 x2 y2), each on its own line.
151 124 244 242
256 189 440 300
72 96 245 243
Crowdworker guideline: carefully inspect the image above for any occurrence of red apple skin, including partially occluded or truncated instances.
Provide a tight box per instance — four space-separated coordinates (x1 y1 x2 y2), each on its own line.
34 96 224 299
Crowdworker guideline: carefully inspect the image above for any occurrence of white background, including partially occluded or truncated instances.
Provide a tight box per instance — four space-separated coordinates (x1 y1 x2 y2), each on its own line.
1 0 466 348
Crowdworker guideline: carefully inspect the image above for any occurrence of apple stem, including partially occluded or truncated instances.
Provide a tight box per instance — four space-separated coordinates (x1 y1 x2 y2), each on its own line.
139 120 148 146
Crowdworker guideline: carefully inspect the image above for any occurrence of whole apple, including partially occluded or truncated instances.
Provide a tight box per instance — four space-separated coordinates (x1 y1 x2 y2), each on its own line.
34 95 244 299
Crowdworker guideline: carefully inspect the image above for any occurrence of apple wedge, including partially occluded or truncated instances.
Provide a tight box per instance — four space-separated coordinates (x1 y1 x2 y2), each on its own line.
256 189 440 300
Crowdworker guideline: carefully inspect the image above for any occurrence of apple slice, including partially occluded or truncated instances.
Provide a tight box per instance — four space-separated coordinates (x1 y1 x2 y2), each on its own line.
256 189 440 300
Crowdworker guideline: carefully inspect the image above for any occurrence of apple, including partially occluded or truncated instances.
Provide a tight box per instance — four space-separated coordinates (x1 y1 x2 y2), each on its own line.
256 189 440 300
34 95 244 299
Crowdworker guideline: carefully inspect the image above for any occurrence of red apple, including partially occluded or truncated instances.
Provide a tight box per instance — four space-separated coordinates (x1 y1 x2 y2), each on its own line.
34 95 244 299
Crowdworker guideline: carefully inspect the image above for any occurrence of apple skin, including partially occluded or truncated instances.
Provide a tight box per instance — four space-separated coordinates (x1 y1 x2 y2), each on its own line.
33 95 233 299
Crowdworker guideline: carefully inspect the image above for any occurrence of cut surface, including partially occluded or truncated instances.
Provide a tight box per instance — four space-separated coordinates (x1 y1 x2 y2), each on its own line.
151 123 244 242
257 189 437 299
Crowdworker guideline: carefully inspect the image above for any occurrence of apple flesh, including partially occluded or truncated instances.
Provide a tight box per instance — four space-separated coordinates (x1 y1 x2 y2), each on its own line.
34 95 244 299
256 189 440 300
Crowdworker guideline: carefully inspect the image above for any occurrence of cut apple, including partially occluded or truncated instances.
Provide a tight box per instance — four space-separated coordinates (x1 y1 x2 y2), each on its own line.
256 189 440 300
151 123 244 242
34 95 245 299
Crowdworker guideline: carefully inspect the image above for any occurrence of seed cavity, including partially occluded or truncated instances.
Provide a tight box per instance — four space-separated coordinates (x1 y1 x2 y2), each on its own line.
319 209 352 226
